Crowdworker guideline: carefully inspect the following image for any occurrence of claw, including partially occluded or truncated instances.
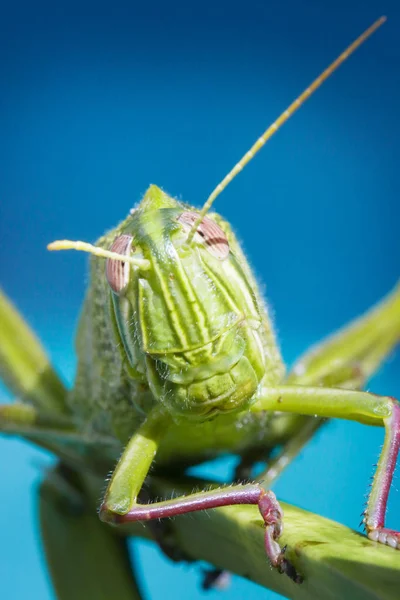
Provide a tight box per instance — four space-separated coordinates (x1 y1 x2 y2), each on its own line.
279 557 304 584
258 491 303 583
275 544 303 584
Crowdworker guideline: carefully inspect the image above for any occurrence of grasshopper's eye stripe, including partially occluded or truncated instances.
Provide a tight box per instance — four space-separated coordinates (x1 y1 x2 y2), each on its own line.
178 211 229 260
106 234 134 294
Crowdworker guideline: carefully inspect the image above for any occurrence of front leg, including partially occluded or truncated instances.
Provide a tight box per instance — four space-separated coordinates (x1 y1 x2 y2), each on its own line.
99 406 302 583
249 281 400 488
252 385 400 548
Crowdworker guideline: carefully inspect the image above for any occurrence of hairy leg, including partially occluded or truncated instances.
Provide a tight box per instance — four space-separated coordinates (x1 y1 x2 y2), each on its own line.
252 385 400 547
99 406 301 582
242 283 400 486
0 402 119 448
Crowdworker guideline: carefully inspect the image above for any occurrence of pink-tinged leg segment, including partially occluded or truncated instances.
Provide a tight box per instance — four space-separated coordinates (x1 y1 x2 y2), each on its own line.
253 385 400 551
364 399 400 549
260 492 302 583
100 483 301 582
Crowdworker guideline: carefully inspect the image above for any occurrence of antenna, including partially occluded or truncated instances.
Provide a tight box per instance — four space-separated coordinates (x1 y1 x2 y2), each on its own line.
47 240 151 270
187 16 386 244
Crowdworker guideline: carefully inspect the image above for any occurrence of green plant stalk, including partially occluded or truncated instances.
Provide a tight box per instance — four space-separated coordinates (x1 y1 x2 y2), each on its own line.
168 497 398 600
79 472 400 600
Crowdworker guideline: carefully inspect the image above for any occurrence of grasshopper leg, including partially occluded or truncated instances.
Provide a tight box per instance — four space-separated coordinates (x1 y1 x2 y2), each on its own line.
253 416 326 487
0 402 74 434
252 385 400 548
138 486 192 563
255 282 400 489
287 281 400 389
99 406 302 582
0 401 123 476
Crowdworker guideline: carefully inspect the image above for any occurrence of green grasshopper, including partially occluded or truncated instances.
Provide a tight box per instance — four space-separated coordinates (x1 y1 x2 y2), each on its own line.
2 16 399 584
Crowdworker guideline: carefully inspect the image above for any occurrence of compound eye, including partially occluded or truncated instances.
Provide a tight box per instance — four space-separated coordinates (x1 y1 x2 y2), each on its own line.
105 234 134 294
178 212 230 260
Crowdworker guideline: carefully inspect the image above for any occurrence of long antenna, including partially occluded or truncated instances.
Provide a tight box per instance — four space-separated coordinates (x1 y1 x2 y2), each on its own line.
47 240 151 270
187 16 386 244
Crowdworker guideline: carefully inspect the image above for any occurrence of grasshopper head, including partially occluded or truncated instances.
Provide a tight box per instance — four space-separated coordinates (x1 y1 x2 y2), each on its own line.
105 185 267 421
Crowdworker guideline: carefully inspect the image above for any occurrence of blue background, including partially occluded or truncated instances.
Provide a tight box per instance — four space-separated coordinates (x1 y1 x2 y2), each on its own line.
1 1 400 598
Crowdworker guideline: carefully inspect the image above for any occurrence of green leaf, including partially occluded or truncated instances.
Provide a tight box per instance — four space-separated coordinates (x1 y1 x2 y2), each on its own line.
39 468 144 600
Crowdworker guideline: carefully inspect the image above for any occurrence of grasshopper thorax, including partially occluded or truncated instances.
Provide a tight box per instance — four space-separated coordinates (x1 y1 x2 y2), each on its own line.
106 185 272 421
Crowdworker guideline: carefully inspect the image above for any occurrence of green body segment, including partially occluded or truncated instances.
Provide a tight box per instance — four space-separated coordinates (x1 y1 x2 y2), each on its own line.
69 185 285 443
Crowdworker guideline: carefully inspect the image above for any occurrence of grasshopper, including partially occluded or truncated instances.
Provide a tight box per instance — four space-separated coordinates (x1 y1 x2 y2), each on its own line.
2 16 399 584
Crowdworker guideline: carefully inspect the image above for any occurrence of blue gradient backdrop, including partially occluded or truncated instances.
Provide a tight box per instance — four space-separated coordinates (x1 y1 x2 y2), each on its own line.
1 1 400 599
